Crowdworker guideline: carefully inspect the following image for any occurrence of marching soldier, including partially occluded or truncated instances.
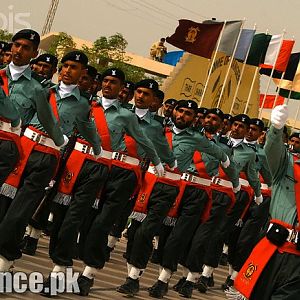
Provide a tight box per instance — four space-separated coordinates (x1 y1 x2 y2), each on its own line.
158 98 177 128
1 43 12 65
118 80 134 104
31 53 58 83
231 104 300 299
117 100 231 297
0 50 101 273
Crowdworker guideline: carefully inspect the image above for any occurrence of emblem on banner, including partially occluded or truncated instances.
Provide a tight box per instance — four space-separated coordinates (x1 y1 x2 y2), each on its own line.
64 171 73 184
185 27 200 43
244 262 257 280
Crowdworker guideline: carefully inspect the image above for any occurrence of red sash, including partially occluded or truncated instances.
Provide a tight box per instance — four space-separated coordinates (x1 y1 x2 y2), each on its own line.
239 172 255 220
235 220 300 299
0 69 22 155
57 104 113 197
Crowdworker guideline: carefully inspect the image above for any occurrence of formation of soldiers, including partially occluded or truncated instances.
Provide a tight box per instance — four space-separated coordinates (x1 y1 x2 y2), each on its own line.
0 29 299 299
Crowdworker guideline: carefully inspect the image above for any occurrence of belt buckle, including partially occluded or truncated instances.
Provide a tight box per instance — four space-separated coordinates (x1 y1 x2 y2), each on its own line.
288 229 297 243
31 132 43 143
82 144 91 154
183 173 191 181
0 120 3 129
113 152 125 162
212 177 220 185
190 175 196 183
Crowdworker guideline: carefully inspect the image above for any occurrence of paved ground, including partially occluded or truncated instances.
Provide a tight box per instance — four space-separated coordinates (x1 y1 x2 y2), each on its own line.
5 236 228 299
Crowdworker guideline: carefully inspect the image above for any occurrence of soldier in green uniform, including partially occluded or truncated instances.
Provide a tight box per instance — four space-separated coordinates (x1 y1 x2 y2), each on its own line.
117 100 231 297
1 43 12 65
118 80 134 104
0 41 8 65
0 50 101 273
229 104 300 299
32 53 58 83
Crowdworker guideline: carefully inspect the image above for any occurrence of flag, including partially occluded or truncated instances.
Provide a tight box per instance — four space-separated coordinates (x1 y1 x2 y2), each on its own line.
234 29 256 61
259 94 285 108
166 19 223 58
260 39 294 71
260 52 300 79
246 33 271 66
279 89 300 100
262 34 283 66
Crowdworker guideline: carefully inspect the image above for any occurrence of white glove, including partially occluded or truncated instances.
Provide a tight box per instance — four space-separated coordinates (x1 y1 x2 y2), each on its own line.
221 156 230 169
59 135 69 147
169 159 177 171
93 147 103 160
254 194 263 205
45 179 56 191
271 104 288 129
233 183 241 193
10 119 22 133
154 162 165 177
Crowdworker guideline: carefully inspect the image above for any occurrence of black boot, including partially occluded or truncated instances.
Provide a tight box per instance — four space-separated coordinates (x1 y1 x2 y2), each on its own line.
178 280 194 298
150 249 159 264
207 273 214 287
221 275 234 291
197 275 210 293
73 274 94 296
172 277 186 292
40 275 64 297
148 280 168 298
116 277 139 297
22 237 38 256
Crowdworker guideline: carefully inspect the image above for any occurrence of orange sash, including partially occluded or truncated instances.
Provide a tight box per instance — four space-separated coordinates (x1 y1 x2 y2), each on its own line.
235 220 300 299
0 69 9 95
239 172 254 220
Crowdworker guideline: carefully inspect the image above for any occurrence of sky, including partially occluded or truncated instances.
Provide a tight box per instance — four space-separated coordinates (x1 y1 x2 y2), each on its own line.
1 0 300 56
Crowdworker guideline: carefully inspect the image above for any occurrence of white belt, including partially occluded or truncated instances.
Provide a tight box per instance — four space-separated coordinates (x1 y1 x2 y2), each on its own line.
0 120 21 136
74 142 112 160
211 176 233 188
147 165 181 181
112 151 140 166
268 223 299 243
261 183 269 190
181 173 211 187
239 178 250 187
24 128 60 151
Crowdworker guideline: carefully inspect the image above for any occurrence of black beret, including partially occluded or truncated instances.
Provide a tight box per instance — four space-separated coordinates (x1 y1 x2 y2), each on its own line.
156 90 165 101
250 118 264 130
2 43 12 52
165 98 177 106
95 72 102 82
86 65 98 79
135 79 159 92
124 80 135 91
175 99 198 113
35 53 58 67
232 114 251 126
30 58 36 65
289 132 300 140
224 113 233 122
0 41 8 50
101 68 125 82
197 107 208 115
207 108 224 121
12 29 40 48
263 126 269 132
61 50 88 65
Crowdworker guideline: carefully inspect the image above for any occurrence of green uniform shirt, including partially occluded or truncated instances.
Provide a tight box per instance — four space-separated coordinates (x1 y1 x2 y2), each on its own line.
5 66 64 146
255 143 272 186
30 85 101 155
96 98 161 166
265 126 298 225
134 109 175 167
230 139 261 196
172 127 227 173
0 87 20 127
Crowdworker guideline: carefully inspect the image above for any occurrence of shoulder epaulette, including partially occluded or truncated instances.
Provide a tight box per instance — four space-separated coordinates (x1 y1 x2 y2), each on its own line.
121 102 133 110
245 143 257 152
31 71 48 87
153 115 164 126
219 135 233 148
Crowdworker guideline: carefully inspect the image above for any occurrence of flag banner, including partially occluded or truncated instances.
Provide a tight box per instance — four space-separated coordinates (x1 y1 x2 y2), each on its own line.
262 34 283 66
259 94 285 108
279 89 300 100
246 33 272 66
273 62 300 92
260 52 300 79
234 29 256 61
166 19 223 58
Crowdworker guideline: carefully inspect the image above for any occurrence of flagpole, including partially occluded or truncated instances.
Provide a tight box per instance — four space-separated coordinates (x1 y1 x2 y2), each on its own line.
259 29 286 118
293 101 300 129
216 19 245 108
229 24 257 114
199 21 227 107
243 67 260 114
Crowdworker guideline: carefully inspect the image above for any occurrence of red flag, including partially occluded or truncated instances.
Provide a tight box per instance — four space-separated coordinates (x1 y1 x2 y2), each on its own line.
260 40 294 72
259 94 285 108
166 19 224 59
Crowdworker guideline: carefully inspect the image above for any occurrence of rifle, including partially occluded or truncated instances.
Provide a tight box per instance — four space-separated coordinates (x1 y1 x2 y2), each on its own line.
31 130 77 225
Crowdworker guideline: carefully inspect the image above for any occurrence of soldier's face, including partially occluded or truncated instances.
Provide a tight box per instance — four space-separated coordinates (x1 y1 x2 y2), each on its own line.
246 124 262 142
11 39 38 66
35 61 55 79
61 60 85 85
102 76 123 99
204 113 223 134
118 87 133 103
230 121 249 139
2 51 12 65
163 103 175 117
78 74 94 93
134 87 154 109
173 107 196 129
221 119 232 134
289 137 300 152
